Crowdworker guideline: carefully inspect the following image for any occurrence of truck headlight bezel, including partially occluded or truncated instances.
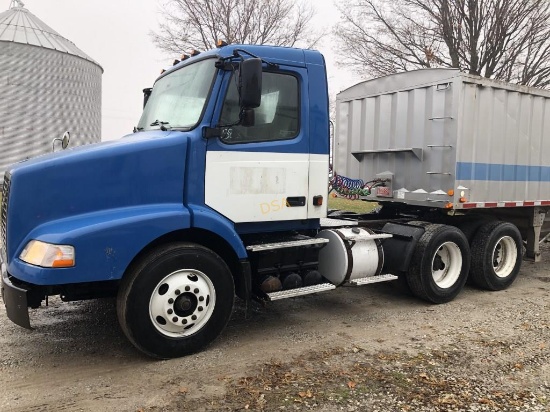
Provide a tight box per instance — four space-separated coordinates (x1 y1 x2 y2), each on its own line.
19 240 75 268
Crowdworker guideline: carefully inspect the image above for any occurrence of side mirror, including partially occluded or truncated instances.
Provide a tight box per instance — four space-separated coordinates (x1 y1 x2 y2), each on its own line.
239 58 262 109
143 88 152 108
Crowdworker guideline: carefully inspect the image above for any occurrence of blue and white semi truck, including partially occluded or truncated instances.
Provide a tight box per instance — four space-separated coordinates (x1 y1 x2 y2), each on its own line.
1 44 549 358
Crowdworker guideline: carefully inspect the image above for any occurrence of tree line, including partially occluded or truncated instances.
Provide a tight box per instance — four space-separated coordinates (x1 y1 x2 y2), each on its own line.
153 0 550 87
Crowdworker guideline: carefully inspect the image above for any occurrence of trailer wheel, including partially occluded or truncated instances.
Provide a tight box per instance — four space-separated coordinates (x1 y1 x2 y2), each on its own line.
117 243 234 359
469 222 522 291
456 219 486 243
407 224 470 304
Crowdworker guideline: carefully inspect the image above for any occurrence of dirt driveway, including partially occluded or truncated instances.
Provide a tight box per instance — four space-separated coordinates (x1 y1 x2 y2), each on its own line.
1 245 549 411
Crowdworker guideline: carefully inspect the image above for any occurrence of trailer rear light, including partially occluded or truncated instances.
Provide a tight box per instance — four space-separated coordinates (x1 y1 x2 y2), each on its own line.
19 240 75 268
459 197 467 203
447 189 454 196
445 202 453 209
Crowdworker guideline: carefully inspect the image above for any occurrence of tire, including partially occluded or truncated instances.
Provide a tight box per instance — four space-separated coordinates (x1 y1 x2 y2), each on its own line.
407 223 470 304
454 219 487 285
456 219 486 243
392 274 413 296
117 242 234 359
469 221 522 291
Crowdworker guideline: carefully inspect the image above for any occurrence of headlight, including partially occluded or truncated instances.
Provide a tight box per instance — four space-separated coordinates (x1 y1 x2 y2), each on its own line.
19 240 75 268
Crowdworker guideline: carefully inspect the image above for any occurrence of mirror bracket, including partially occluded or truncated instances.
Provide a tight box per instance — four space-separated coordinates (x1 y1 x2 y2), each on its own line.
203 127 221 139
52 131 70 152
240 109 255 127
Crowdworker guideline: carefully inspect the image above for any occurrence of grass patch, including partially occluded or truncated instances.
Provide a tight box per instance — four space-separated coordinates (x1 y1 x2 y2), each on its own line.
327 196 377 214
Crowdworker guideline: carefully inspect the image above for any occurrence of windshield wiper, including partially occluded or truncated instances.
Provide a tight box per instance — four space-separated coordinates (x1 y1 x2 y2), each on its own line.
150 120 171 131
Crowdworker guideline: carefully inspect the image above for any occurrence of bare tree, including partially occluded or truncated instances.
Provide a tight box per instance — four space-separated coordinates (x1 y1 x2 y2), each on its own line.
335 0 550 87
152 0 322 55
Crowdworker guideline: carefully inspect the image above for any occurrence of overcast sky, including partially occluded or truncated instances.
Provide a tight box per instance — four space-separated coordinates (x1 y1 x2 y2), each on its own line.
1 0 358 141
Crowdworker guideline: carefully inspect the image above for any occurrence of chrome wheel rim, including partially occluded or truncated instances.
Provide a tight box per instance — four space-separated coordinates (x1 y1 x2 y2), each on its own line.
149 269 215 337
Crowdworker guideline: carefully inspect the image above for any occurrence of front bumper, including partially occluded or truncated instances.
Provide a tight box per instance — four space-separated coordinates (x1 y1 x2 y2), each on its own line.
1 258 31 329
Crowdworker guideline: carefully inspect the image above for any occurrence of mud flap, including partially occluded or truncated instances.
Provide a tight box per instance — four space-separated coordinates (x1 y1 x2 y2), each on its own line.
1 263 31 329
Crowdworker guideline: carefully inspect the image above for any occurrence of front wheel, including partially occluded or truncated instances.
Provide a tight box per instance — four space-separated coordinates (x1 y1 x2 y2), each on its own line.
117 243 234 359
407 223 470 304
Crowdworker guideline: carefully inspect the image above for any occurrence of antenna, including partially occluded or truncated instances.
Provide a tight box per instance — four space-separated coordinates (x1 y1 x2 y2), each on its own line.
9 0 25 8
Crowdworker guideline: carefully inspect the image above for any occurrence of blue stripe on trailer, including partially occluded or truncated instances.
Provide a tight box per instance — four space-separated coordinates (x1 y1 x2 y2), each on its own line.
457 162 550 182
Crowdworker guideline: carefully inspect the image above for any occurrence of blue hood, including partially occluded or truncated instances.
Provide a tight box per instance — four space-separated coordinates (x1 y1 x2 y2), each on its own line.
5 131 189 262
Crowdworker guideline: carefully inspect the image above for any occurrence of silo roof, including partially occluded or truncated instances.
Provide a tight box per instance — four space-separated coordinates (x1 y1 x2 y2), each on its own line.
0 6 102 69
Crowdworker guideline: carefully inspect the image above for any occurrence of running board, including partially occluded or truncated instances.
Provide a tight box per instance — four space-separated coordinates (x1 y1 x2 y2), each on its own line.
247 238 329 252
266 283 336 301
347 274 399 286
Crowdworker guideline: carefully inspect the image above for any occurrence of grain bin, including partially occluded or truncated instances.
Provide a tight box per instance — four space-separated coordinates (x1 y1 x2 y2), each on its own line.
0 2 103 186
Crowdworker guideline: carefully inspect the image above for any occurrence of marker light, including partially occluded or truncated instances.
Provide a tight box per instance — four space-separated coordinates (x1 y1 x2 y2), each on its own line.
20 240 75 268
459 197 467 203
447 189 454 196
445 202 453 209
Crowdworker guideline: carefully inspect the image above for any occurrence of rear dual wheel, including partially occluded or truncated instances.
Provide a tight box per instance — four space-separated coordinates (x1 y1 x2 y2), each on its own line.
407 223 470 304
117 243 234 359
469 221 522 290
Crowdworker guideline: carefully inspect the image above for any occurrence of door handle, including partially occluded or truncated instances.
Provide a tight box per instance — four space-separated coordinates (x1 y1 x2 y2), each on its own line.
286 196 306 207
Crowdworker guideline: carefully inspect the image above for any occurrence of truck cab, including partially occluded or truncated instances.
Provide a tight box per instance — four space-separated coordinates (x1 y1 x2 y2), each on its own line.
1 45 338 358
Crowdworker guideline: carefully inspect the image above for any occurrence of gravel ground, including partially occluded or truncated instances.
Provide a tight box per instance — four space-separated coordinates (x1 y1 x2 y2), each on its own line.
1 244 549 411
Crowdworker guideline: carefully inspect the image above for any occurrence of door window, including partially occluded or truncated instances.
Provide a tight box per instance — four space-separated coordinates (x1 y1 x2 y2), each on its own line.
219 72 299 143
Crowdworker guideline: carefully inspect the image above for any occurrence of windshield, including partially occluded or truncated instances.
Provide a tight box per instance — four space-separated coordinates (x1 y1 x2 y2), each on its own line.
137 59 217 131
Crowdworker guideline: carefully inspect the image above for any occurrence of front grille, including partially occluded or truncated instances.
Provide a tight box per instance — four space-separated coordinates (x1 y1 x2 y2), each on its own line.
1 171 10 258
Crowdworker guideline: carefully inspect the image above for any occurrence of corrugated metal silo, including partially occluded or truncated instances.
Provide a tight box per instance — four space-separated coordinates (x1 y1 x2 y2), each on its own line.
0 1 103 185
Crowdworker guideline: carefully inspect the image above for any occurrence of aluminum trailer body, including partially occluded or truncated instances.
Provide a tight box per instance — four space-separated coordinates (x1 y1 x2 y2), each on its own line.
335 69 550 210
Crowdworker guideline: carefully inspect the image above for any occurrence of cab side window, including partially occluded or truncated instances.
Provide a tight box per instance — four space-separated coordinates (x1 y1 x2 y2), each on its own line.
219 72 299 143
